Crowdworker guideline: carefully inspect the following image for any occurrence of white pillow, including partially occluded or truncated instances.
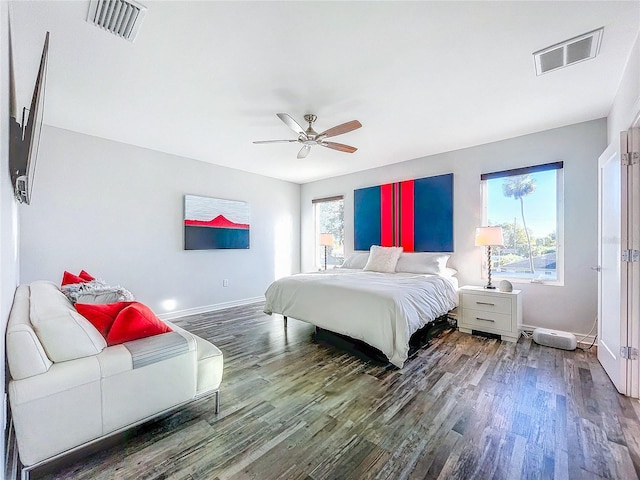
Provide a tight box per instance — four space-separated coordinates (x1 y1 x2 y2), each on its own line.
363 245 403 273
340 252 370 269
395 252 450 275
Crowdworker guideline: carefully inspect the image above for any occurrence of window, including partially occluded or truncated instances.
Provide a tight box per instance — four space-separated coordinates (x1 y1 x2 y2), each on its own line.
313 196 344 270
481 162 564 284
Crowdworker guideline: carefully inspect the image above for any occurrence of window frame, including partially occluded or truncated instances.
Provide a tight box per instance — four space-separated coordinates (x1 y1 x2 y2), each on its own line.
480 162 564 286
312 195 345 271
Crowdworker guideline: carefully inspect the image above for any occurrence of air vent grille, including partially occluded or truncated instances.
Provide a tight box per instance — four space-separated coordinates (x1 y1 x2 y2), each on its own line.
533 27 603 75
87 0 147 42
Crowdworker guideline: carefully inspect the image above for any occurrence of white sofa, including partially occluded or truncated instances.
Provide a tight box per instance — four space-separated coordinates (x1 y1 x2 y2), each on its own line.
6 281 223 475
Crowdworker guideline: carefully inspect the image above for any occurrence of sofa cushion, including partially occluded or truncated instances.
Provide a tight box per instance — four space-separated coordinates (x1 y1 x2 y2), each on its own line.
106 303 172 346
6 285 53 380
29 281 107 362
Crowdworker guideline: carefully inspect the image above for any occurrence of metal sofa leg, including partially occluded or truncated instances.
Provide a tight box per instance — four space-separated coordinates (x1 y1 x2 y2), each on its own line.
284 316 287 327
215 390 220 414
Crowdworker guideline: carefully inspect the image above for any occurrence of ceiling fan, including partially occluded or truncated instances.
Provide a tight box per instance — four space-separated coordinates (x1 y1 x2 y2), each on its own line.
253 113 362 159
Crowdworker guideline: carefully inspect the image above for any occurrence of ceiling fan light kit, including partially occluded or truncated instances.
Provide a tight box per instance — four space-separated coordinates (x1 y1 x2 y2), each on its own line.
254 113 362 159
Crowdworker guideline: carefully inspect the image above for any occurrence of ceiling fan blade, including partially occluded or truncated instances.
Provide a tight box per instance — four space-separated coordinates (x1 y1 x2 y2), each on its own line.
319 120 362 138
253 139 298 144
320 141 357 153
297 145 311 159
277 113 306 136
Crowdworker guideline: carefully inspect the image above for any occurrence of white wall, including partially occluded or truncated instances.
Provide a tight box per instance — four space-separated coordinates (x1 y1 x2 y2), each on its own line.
301 119 607 336
20 126 300 316
1 0 21 468
608 30 640 138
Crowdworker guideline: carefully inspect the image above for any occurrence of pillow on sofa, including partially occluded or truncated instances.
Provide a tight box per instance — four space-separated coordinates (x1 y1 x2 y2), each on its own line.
75 302 131 337
363 245 403 273
62 281 134 305
61 271 89 286
78 270 96 281
395 252 451 275
76 301 172 346
106 303 172 346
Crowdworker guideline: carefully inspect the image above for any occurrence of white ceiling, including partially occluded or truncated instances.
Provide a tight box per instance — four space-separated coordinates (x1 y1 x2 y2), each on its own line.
9 1 640 184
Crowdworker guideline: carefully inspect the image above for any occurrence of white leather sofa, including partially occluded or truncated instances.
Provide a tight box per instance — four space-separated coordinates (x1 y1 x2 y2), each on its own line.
6 281 223 477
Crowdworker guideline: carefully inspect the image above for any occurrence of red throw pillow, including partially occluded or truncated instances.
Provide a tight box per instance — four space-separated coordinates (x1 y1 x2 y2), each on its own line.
75 302 132 337
62 271 89 286
106 302 172 346
78 270 96 281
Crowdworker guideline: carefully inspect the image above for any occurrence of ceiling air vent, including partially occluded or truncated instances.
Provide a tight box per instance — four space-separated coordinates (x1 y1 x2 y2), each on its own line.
533 27 603 76
87 0 147 42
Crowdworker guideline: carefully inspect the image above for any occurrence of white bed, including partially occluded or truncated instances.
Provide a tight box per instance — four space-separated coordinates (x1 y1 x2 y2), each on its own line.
264 267 458 368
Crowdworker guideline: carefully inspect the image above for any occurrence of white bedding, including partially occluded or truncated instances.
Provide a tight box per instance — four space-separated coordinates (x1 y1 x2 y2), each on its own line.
263 269 458 368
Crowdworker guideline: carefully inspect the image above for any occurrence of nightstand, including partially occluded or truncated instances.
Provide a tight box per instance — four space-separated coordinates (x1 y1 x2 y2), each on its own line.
458 285 522 342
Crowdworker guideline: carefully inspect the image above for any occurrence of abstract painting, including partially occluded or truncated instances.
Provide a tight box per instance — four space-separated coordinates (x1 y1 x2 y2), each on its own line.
184 195 250 250
354 173 453 252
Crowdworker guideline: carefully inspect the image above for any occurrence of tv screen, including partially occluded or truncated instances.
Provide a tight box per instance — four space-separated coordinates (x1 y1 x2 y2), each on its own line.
9 31 49 205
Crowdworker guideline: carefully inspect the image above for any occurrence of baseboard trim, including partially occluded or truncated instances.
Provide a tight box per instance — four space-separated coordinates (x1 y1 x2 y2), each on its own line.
157 296 265 320
520 323 597 348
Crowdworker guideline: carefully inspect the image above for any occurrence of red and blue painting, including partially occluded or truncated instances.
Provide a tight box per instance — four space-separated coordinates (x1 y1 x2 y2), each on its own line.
354 173 453 252
184 195 250 250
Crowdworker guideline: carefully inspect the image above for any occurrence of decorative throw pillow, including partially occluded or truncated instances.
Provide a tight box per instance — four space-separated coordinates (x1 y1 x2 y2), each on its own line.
106 303 172 346
75 302 131 337
78 270 96 281
363 245 403 273
340 252 370 269
61 281 134 304
61 271 89 286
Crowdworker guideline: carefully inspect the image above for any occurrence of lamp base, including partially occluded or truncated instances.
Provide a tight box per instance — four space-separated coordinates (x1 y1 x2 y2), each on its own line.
484 285 497 289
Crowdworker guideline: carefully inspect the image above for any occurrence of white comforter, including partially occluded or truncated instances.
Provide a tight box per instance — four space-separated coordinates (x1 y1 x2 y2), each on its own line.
264 269 458 368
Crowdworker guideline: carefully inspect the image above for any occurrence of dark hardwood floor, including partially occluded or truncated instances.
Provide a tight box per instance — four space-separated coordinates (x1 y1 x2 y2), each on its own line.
34 302 640 479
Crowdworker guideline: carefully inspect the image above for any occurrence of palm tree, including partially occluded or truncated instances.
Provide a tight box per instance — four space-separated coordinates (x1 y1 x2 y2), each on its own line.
502 175 536 273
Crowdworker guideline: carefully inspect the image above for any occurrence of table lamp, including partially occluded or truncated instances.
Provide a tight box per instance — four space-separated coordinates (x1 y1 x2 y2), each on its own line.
320 233 334 271
475 226 504 289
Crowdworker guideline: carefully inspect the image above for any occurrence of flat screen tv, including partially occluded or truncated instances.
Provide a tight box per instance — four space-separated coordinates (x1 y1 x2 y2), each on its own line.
9 31 49 205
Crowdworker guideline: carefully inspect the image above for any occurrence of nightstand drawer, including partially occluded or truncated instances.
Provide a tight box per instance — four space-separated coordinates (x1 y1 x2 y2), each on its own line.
461 293 512 315
461 309 512 332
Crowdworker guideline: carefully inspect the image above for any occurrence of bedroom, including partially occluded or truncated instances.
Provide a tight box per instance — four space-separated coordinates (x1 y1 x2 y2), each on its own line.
1 0 639 479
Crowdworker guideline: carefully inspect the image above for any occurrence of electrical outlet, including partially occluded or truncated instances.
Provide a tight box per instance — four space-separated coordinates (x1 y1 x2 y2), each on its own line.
223 279 229 287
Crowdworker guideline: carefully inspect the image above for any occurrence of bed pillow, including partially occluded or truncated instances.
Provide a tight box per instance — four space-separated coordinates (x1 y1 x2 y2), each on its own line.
341 252 370 269
363 245 403 273
395 252 451 275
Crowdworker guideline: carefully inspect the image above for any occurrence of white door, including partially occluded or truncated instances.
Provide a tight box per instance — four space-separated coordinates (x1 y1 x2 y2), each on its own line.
626 127 640 397
597 139 627 394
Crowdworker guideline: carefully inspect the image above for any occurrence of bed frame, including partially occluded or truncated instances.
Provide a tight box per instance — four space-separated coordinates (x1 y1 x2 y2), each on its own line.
282 313 456 367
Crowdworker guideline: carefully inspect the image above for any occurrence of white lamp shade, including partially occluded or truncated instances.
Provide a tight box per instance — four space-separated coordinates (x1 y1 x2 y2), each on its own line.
320 233 334 246
475 226 504 246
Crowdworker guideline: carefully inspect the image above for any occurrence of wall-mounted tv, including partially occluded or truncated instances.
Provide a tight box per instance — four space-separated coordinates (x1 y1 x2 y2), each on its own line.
9 31 49 205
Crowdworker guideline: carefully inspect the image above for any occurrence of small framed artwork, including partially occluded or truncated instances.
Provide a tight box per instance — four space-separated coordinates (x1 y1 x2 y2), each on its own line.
184 194 250 250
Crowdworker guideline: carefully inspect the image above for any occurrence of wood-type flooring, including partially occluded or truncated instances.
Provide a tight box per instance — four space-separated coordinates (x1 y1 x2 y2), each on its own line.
33 302 640 479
